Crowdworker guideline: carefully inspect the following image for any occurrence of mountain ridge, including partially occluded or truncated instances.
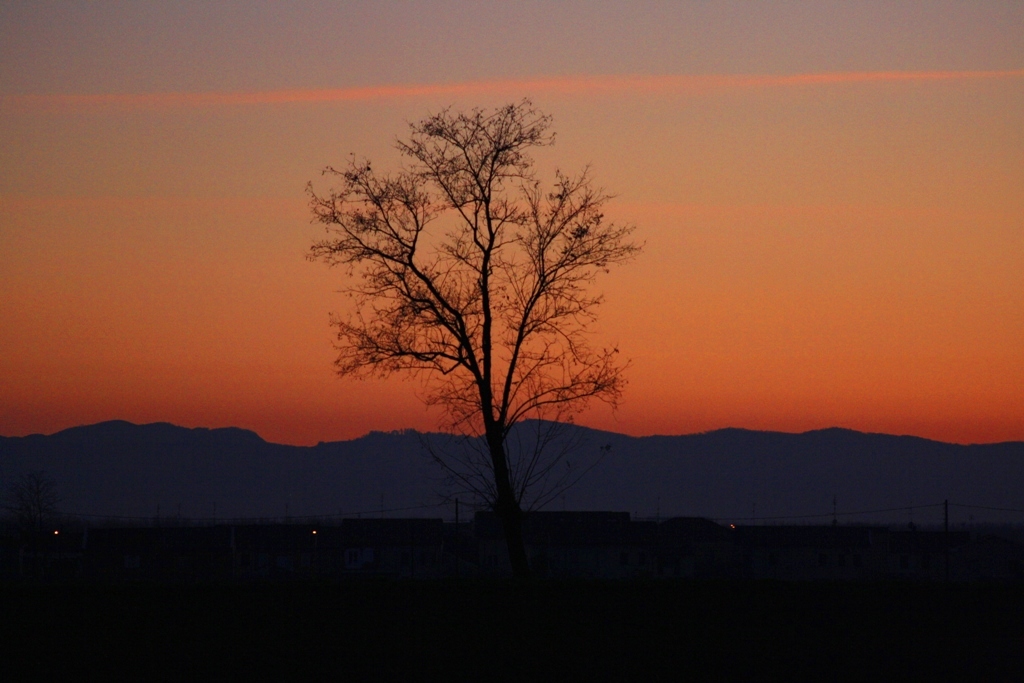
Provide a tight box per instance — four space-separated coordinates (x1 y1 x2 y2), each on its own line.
8 419 1019 449
2 420 1022 523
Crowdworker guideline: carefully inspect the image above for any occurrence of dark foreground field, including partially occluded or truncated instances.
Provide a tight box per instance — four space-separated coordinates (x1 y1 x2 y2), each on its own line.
3 580 1023 681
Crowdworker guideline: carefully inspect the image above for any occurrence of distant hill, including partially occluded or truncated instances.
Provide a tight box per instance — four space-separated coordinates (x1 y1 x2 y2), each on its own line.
1 421 1022 524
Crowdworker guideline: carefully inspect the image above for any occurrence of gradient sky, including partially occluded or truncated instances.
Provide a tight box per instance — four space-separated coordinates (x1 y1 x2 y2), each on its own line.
1 1 1022 445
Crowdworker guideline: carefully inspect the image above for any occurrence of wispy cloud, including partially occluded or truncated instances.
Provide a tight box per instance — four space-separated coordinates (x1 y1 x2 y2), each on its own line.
5 69 1023 112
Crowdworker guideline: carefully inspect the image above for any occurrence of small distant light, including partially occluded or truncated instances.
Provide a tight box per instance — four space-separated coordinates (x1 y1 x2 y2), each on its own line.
54 530 59 535
312 530 317 535
729 524 736 529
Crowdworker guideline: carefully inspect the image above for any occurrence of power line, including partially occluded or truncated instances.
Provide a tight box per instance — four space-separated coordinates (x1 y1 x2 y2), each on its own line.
57 501 450 523
950 503 1024 514
713 502 946 524
43 500 1024 525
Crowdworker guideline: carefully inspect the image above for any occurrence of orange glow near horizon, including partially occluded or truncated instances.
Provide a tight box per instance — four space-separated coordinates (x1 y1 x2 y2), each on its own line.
2 57 1022 446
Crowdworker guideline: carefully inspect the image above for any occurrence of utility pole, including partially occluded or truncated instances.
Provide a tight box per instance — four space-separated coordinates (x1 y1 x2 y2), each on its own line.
944 499 950 583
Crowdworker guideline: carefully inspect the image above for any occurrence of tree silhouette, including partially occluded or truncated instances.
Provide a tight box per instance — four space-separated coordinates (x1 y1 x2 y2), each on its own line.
6 470 59 536
5 470 60 578
308 101 639 577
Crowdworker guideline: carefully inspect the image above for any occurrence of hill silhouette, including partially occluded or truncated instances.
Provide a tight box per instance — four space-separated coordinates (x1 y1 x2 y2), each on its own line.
1 421 1022 523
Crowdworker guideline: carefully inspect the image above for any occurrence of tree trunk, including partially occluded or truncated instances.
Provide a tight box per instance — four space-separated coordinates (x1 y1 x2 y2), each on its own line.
497 494 530 579
487 431 531 578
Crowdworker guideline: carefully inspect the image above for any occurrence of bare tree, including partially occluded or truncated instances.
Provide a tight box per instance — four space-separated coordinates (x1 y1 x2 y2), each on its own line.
308 100 640 577
6 470 60 536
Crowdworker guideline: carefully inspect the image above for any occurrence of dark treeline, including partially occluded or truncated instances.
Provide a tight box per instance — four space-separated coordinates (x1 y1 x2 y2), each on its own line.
4 510 1023 583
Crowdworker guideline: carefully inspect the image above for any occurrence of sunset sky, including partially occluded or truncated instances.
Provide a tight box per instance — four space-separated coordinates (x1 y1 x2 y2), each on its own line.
2 2 1022 445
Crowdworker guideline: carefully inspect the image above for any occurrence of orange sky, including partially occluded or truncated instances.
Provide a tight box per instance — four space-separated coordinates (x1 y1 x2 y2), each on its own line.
2 3 1022 444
